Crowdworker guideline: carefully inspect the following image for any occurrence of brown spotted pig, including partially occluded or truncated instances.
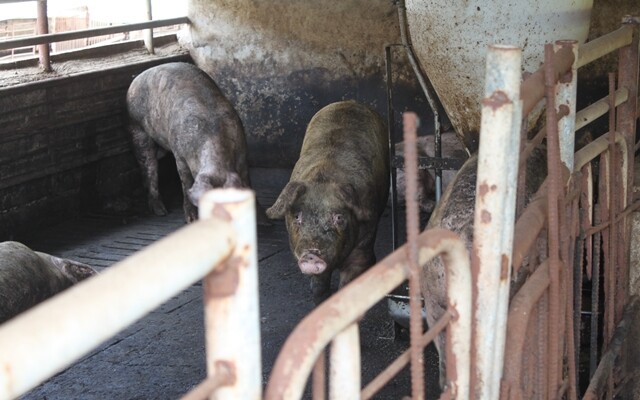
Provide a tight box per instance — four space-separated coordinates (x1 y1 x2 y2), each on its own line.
421 147 547 388
126 62 268 224
266 101 389 304
0 241 97 324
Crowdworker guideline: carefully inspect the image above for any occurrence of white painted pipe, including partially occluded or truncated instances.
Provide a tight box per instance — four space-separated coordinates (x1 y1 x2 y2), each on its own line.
199 189 261 400
0 217 235 400
556 40 579 171
472 44 523 400
329 323 361 400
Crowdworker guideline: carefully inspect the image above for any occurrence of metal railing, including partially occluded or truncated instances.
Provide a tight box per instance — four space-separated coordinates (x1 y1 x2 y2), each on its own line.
0 189 261 400
0 0 189 70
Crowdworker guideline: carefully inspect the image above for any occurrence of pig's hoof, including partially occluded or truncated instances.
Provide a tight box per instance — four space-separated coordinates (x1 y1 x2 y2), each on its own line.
149 200 168 216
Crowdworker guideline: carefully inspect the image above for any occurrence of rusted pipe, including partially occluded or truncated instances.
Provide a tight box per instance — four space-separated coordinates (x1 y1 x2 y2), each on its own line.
199 189 261 400
583 296 640 400
521 45 574 117
501 261 551 399
555 40 578 171
472 44 522 400
312 351 326 400
143 0 154 54
575 88 629 131
519 105 569 170
0 17 190 52
403 112 425 400
36 0 50 72
544 43 563 399
264 229 470 400
577 25 634 68
512 192 548 273
329 324 360 399
0 217 235 400
361 311 453 400
605 73 618 400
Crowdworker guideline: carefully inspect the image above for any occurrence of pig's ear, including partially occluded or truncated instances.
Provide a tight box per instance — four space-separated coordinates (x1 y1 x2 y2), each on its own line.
266 181 306 219
337 184 371 222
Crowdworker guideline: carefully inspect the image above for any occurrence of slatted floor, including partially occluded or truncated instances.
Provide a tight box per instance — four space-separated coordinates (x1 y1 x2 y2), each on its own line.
17 168 440 400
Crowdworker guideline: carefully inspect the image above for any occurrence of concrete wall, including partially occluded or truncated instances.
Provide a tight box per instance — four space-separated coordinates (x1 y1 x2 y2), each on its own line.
181 0 430 168
0 54 190 240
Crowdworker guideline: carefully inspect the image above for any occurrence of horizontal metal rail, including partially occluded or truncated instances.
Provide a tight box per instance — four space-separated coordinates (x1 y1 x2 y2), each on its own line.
0 17 190 52
577 25 634 68
264 228 471 400
0 203 237 399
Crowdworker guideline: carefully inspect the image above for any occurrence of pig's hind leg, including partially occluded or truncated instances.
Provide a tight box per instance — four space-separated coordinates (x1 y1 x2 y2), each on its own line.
130 124 168 216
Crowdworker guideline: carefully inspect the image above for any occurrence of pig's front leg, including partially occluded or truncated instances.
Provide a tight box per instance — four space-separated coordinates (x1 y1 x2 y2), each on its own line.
310 270 332 305
339 247 376 288
130 124 167 216
175 158 198 223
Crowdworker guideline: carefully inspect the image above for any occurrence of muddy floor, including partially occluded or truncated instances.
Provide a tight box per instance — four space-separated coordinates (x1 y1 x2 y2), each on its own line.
17 167 441 400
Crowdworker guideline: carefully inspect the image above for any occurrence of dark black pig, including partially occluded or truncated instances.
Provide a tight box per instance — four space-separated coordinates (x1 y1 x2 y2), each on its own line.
126 62 268 224
421 147 547 387
266 101 390 304
0 241 97 324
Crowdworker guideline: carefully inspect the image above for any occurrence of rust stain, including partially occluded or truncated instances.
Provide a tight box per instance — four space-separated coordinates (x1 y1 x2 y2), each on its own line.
3 362 12 395
481 90 511 111
500 254 509 280
478 181 490 198
558 104 570 116
491 184 497 191
481 210 492 223
203 256 243 298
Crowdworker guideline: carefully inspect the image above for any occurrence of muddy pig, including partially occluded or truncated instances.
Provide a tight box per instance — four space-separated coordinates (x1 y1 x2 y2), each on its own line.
421 147 547 388
267 101 389 304
0 241 97 324
126 62 269 224
393 131 468 213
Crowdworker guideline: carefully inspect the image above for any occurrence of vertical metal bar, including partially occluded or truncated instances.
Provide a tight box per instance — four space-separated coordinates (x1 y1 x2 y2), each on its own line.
590 211 602 378
329 324 360 400
544 43 563 400
313 351 326 400
472 44 522 400
606 73 618 400
402 112 425 400
554 40 578 171
36 0 51 72
199 189 261 400
385 45 400 250
143 0 154 54
615 16 638 327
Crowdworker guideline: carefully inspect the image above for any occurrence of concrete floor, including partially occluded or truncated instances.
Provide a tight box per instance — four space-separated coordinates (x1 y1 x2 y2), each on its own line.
18 168 441 400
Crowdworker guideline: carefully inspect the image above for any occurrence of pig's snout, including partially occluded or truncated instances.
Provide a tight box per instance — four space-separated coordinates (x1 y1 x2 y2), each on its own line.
298 250 327 275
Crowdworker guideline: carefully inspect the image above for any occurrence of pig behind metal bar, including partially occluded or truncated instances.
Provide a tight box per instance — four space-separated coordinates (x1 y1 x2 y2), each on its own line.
266 100 390 304
0 241 98 324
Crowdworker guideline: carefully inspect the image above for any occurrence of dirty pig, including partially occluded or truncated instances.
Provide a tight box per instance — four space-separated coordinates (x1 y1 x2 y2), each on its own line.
126 62 268 224
0 241 98 324
266 101 389 304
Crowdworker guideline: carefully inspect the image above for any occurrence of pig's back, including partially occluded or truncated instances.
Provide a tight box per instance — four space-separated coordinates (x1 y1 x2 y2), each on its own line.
126 62 241 151
293 101 389 203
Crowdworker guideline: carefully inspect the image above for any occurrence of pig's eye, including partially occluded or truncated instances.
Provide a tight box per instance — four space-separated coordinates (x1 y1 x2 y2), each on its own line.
332 213 346 229
294 211 303 225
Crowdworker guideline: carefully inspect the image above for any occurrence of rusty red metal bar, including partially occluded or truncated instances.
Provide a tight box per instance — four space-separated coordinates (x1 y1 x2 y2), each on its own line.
36 0 51 72
312 351 326 400
543 43 564 399
361 311 453 400
402 112 426 400
521 45 574 117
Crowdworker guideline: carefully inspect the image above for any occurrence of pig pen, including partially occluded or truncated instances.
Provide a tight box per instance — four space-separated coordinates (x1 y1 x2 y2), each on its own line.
11 164 442 400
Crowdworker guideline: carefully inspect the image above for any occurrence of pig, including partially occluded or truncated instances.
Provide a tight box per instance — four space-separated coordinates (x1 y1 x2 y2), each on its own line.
0 241 97 324
126 62 269 224
266 101 390 304
393 132 468 213
421 146 547 388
